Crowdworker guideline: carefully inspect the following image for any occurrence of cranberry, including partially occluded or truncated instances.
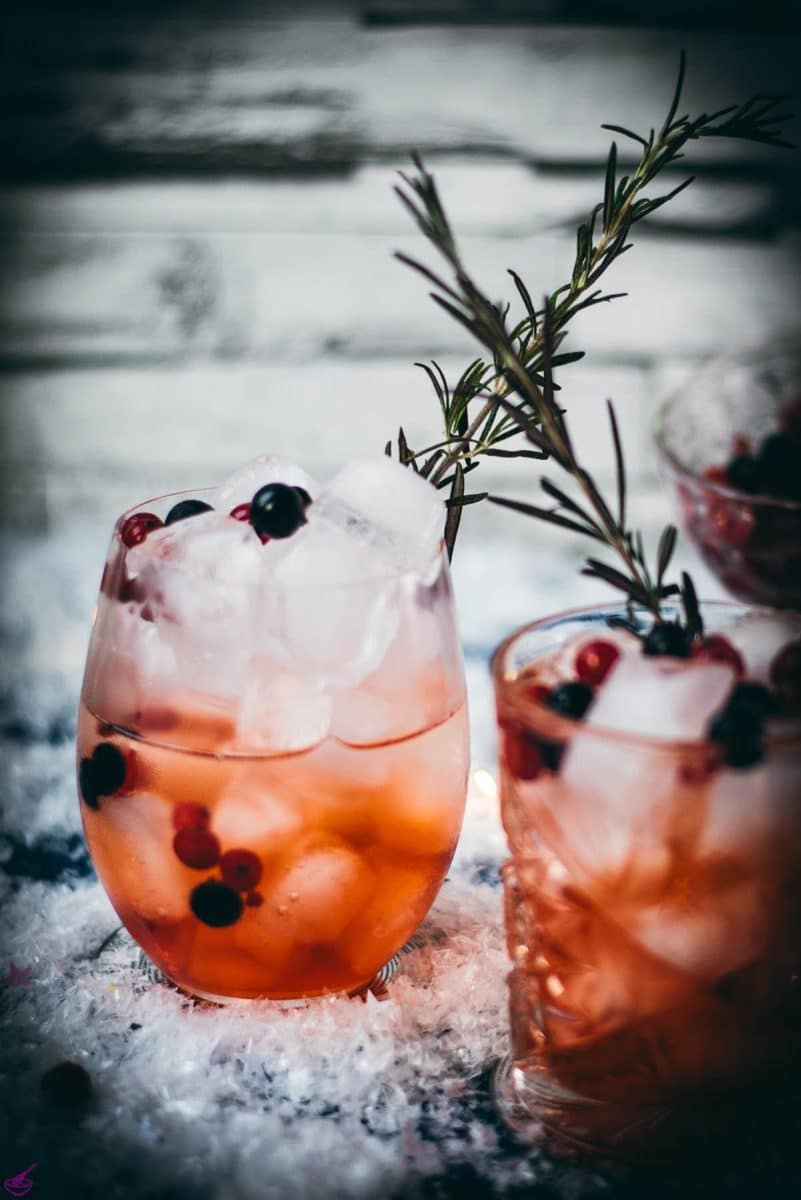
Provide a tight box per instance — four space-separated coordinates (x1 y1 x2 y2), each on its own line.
706 495 756 550
173 828 221 869
220 849 263 892
692 635 745 677
770 641 801 709
172 803 211 832
575 639 620 687
503 729 543 781
190 880 243 927
165 499 214 525
79 758 100 810
249 483 307 540
702 465 729 486
245 890 264 908
230 502 270 544
119 512 163 548
642 622 691 659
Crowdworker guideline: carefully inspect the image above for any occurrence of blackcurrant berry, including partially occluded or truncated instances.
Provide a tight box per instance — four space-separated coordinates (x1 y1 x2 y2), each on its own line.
545 681 594 720
249 483 308 540
757 432 799 497
642 622 691 659
707 708 764 768
190 880 243 927
91 743 127 795
726 681 779 721
293 486 312 510
165 499 214 525
539 740 564 772
725 454 763 495
79 757 100 810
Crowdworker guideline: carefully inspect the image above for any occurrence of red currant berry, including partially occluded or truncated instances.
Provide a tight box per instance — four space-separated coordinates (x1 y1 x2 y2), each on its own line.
172 803 211 831
503 729 543 781
770 641 801 710
173 827 220 869
522 682 551 706
575 639 620 687
220 849 263 892
120 512 163 548
245 890 264 908
230 502 270 543
692 635 745 677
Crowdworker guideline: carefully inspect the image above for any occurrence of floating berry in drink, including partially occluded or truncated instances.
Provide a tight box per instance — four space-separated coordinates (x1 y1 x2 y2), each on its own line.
546 681 594 720
503 729 543 781
692 635 745 677
173 828 221 869
79 757 100 810
92 743 128 794
726 454 763 495
575 639 620 687
245 890 264 908
249 483 308 540
757 432 799 498
770 641 801 709
165 498 214 525
220 848 263 892
119 512 163 548
702 465 729 487
707 707 764 769
172 802 211 831
190 880 243 927
642 622 691 659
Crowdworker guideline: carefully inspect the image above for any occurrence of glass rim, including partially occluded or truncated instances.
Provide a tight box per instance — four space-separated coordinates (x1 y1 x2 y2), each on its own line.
491 599 801 754
114 486 447 590
654 366 801 515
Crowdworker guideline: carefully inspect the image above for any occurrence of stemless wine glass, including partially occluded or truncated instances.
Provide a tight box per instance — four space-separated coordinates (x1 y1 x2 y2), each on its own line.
657 338 801 609
77 485 469 1001
492 602 801 1163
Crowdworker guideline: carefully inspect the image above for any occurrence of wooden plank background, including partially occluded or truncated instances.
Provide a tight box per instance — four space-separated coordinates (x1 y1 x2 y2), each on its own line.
1 2 800 531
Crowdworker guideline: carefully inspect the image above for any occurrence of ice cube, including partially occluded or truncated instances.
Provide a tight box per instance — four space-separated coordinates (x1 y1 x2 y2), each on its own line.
87 792 189 924
312 457 445 577
213 776 304 855
234 659 332 752
83 600 179 725
268 518 401 687
262 838 376 944
216 454 318 510
699 756 801 864
725 611 801 683
586 653 735 741
126 511 263 700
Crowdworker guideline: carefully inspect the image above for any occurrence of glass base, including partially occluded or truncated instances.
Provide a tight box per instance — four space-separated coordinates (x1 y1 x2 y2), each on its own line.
493 1055 801 1171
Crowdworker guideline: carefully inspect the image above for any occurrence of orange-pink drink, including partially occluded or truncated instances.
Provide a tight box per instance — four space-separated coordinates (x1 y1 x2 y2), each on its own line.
77 457 469 999
493 603 801 1159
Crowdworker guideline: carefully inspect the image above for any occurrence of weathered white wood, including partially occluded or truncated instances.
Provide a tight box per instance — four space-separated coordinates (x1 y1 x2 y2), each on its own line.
1 226 797 364
2 17 799 173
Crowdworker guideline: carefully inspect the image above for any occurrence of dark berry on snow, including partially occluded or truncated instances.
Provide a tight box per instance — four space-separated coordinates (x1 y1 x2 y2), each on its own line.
642 622 691 659
546 682 594 720
249 483 308 540
173 828 221 870
190 880 244 927
41 1061 93 1107
220 849 263 892
165 499 215 525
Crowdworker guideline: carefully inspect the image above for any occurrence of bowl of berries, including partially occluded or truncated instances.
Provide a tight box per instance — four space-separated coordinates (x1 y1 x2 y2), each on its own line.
656 339 801 609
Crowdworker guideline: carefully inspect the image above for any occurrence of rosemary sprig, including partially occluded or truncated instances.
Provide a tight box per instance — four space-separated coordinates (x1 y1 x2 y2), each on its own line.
392 53 794 561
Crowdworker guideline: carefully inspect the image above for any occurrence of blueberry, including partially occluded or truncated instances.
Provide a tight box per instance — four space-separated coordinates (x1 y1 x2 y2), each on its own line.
726 681 779 721
164 499 214 525
642 622 691 659
190 880 244 927
249 483 308 540
91 743 127 795
725 454 763 495
79 757 100 810
545 682 594 720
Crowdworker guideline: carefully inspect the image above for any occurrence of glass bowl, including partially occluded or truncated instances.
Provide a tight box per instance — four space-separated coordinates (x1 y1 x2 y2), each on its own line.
656 339 801 609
